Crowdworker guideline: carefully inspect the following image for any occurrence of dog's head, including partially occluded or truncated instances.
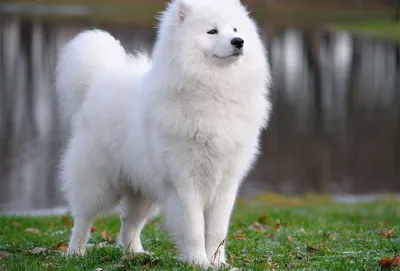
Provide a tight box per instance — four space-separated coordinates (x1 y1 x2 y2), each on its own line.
154 0 266 68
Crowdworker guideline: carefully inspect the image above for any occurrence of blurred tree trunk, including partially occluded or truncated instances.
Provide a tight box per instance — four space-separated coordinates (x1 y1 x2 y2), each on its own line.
346 38 361 192
303 31 326 191
20 21 37 138
0 17 13 188
395 43 400 187
303 32 323 132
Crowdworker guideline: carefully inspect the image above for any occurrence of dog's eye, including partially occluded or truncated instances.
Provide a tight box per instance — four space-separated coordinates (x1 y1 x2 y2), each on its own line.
207 29 218 35
233 28 237 32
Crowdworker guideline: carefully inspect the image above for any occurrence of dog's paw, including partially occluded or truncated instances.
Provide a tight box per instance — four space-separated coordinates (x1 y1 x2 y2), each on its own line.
65 248 86 257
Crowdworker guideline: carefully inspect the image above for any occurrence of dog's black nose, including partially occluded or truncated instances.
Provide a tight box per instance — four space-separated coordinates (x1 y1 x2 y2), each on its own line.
231 37 244 49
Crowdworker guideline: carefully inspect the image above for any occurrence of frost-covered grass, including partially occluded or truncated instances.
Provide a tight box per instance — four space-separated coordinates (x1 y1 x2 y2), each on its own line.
0 195 399 270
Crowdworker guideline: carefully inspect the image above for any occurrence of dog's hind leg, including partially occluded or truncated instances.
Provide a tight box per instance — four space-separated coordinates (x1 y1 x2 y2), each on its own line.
118 192 159 254
67 215 93 256
66 184 119 256
61 136 120 256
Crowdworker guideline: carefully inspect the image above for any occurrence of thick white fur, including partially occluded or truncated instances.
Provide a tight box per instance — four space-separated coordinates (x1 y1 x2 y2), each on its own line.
56 0 271 269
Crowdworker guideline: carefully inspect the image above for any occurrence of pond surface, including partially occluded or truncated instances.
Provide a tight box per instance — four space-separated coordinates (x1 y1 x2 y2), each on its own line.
1 13 399 212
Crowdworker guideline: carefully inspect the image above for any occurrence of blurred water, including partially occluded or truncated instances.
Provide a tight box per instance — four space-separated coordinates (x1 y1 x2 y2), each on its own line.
0 16 399 212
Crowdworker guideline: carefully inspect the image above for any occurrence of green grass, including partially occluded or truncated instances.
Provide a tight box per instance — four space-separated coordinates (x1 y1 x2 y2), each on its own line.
260 7 394 24
334 20 400 41
1 195 399 270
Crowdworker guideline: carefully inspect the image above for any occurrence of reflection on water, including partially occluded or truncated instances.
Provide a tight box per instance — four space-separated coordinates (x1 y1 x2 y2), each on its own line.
1 16 399 212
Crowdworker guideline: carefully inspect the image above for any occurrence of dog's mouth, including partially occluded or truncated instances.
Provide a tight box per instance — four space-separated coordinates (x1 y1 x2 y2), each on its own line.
214 50 243 59
232 51 243 57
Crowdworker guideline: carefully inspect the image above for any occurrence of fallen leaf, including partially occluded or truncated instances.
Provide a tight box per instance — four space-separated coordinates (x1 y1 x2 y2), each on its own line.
24 228 40 234
91 226 97 233
378 256 400 269
48 223 55 229
101 255 111 263
95 268 104 271
258 215 268 223
382 228 396 238
101 230 112 242
287 235 294 242
306 243 320 255
0 251 10 259
12 222 22 228
61 216 72 227
51 242 68 252
274 219 281 230
242 257 252 265
248 220 266 232
31 247 48 255
299 228 307 234
233 232 246 240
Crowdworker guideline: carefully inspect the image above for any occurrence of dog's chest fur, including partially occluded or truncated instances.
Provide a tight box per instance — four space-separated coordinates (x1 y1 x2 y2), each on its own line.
157 88 263 158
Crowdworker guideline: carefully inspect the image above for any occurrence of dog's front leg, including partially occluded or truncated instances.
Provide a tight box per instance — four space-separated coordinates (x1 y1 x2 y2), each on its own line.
205 183 239 269
163 187 211 268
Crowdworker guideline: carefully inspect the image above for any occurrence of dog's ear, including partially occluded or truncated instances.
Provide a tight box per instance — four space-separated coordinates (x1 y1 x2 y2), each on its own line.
176 0 191 23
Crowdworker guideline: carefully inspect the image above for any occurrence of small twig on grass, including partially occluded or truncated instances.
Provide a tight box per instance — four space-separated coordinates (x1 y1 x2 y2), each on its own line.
211 238 225 267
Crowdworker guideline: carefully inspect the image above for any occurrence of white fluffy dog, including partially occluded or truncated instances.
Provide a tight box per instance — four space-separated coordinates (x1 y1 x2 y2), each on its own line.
56 0 271 269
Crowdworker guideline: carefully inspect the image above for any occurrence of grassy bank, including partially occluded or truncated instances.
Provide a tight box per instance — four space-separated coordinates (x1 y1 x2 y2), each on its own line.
3 1 399 41
1 195 399 270
2 1 396 26
334 20 400 42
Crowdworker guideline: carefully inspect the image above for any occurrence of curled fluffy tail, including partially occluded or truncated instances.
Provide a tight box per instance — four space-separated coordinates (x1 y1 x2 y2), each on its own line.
56 29 127 121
